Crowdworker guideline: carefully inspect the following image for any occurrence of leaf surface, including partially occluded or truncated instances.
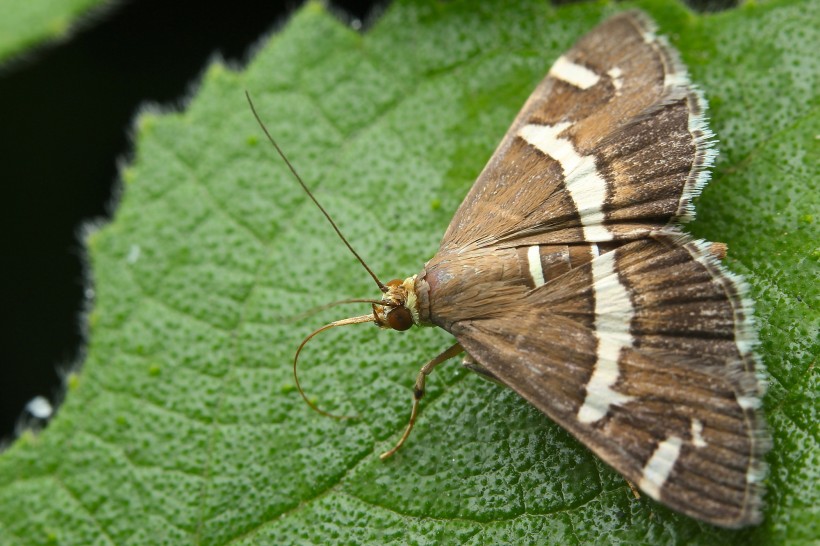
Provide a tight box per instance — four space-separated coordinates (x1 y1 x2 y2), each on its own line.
0 0 105 64
0 0 816 544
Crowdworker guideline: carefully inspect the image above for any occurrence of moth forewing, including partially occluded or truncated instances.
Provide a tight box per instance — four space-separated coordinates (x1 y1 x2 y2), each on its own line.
262 9 768 530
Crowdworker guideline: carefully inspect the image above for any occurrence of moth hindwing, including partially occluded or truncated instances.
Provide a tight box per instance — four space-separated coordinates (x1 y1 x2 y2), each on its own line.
276 10 769 530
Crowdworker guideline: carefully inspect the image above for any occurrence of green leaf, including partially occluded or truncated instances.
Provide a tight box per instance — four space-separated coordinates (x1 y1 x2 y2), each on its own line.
0 0 107 64
0 0 816 544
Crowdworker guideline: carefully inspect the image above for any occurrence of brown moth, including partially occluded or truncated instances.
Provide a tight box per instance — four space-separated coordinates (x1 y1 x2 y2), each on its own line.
249 10 769 529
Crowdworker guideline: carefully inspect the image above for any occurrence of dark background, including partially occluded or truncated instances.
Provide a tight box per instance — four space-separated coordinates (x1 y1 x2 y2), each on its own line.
0 0 735 444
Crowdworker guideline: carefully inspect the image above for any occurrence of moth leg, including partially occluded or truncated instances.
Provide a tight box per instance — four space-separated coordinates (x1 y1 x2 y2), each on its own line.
626 479 641 500
379 342 464 460
462 354 504 385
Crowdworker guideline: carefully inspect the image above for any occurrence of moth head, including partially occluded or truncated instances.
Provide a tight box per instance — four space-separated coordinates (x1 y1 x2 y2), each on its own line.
291 274 419 421
373 276 419 331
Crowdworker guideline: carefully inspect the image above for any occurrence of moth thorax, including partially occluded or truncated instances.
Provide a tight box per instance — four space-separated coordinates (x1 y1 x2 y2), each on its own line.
374 275 419 331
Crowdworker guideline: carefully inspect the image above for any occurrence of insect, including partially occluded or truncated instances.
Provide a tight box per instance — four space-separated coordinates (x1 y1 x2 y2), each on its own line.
248 10 769 528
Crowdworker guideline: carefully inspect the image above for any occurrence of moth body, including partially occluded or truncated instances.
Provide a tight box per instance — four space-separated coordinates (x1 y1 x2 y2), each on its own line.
262 9 770 530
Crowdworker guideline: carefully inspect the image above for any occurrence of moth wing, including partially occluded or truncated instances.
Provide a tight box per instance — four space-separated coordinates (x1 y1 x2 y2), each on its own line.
448 235 769 528
440 11 714 252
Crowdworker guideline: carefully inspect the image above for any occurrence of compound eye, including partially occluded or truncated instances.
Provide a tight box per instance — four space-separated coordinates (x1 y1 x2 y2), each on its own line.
387 279 404 288
387 306 413 331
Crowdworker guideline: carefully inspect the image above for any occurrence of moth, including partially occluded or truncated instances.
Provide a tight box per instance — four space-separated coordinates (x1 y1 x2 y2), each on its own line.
248 10 769 529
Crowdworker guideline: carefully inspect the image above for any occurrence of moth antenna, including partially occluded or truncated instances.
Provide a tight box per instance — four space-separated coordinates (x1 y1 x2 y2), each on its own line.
293 313 376 419
288 298 396 323
245 91 388 293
